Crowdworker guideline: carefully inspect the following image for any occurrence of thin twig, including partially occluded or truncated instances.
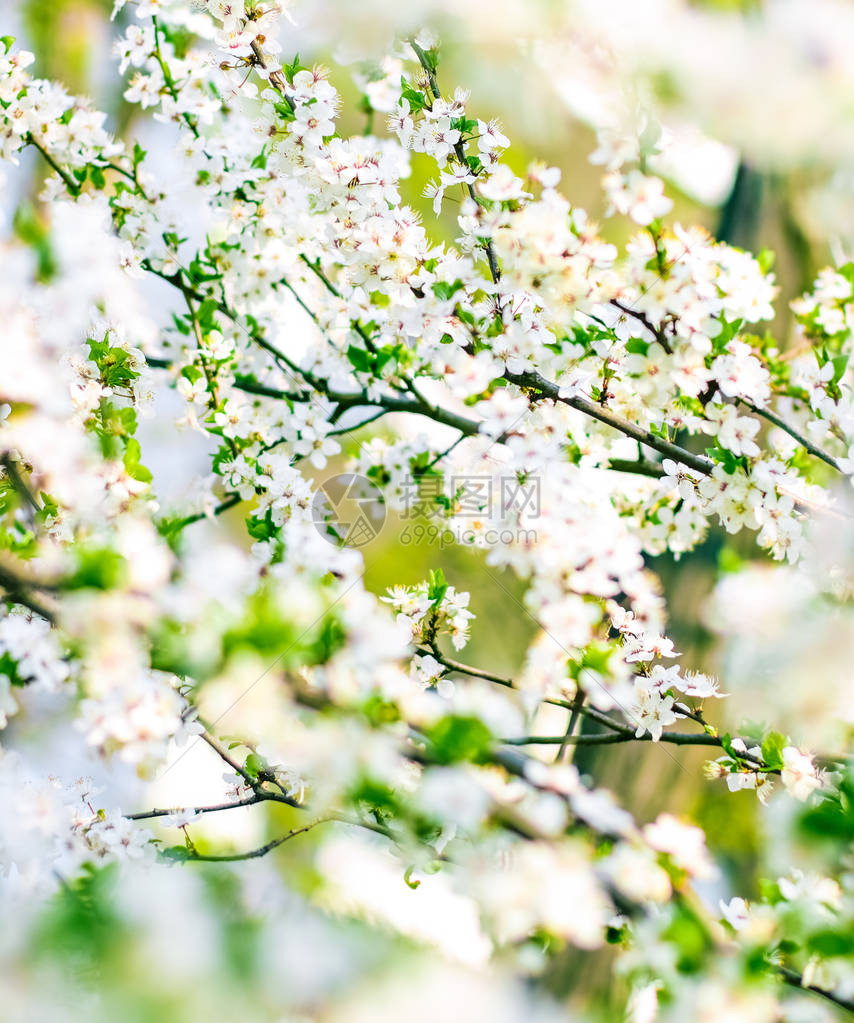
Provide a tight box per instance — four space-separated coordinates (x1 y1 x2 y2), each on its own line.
0 455 41 514
505 368 715 476
610 300 673 354
249 39 294 106
503 731 722 748
182 818 327 862
410 39 501 285
128 795 265 821
0 565 56 622
556 690 585 762
774 963 854 1014
27 136 80 195
744 400 842 472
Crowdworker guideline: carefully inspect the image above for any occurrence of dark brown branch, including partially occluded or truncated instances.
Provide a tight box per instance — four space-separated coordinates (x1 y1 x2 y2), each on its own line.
128 795 266 821
249 40 295 107
744 400 842 473
1 455 41 514
0 563 57 622
775 963 854 1014
504 368 715 476
610 299 672 354
503 731 722 748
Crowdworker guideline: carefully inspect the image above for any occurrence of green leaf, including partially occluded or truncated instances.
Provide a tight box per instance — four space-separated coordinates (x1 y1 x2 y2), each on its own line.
661 902 712 973
123 437 152 483
626 337 650 356
171 312 191 336
244 752 268 779
400 78 429 112
710 316 744 354
720 732 735 758
403 866 421 890
363 290 388 310
346 345 372 374
758 877 783 904
451 116 478 135
309 614 347 664
431 280 462 302
800 772 854 841
760 730 787 770
425 715 492 765
705 446 747 475
282 52 308 84
66 548 127 591
584 645 614 674
35 492 58 525
837 262 854 288
362 693 401 728
148 618 201 677
158 845 192 863
806 929 854 958
0 650 31 687
415 45 438 74
717 548 744 575
832 354 849 384
427 568 447 604
757 248 775 274
246 511 279 543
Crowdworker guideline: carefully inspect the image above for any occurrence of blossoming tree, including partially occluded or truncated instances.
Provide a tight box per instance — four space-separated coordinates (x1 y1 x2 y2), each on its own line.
0 1 852 1019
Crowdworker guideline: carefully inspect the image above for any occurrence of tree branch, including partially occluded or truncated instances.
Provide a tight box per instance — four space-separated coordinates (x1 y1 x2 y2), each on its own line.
774 963 854 1015
505 368 715 476
0 454 41 514
610 299 672 354
503 731 722 748
556 690 585 761
410 39 501 285
127 795 266 821
27 136 80 195
744 399 842 473
180 818 328 862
